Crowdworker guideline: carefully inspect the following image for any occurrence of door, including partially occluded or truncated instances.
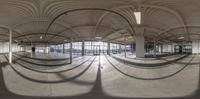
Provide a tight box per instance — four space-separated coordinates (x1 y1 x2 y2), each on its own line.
93 45 100 56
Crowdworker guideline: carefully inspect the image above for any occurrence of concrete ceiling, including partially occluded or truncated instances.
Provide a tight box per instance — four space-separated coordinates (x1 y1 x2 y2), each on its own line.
0 0 200 44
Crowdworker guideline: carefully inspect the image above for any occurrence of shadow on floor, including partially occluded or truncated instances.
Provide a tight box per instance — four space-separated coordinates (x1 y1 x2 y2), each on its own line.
0 55 200 99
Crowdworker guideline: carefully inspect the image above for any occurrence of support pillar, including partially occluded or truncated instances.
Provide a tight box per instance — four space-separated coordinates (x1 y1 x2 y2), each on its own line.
82 41 85 56
107 42 110 55
124 36 127 58
124 44 127 58
153 41 156 58
45 44 49 54
63 42 65 53
132 43 135 54
192 40 200 55
136 35 145 58
171 43 174 54
70 38 73 64
9 28 12 63
119 44 122 54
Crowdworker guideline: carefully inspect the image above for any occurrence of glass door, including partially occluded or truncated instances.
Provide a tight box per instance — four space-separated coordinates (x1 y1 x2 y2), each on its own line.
93 45 100 56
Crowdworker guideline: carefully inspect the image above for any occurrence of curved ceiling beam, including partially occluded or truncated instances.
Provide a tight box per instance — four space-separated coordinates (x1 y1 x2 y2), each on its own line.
141 4 187 32
0 24 31 42
110 5 189 41
93 4 188 42
6 1 38 18
156 25 200 40
45 8 136 42
12 19 81 39
47 24 118 42
92 5 137 40
157 33 200 42
140 4 189 41
107 35 134 43
13 33 68 40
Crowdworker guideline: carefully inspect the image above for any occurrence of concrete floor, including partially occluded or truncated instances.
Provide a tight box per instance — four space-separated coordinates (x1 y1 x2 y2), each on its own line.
112 54 187 66
0 53 200 99
15 52 78 59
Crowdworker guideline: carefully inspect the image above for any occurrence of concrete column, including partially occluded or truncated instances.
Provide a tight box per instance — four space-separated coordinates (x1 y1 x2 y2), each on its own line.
116 44 118 54
70 38 73 64
124 36 127 58
107 42 110 55
119 44 122 54
124 44 127 58
161 44 163 53
192 41 200 54
158 45 161 53
132 43 134 54
136 35 145 58
91 42 94 55
9 28 12 63
153 41 156 58
63 42 65 53
99 41 101 55
82 41 85 56
103 42 104 54
45 44 49 54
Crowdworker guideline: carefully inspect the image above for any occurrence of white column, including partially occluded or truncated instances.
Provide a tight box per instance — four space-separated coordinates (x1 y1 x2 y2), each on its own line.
9 28 12 63
192 41 200 54
45 44 49 54
136 36 145 58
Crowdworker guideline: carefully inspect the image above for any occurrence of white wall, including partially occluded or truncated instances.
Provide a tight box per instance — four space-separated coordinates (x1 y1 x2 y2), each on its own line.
192 41 200 54
0 42 22 53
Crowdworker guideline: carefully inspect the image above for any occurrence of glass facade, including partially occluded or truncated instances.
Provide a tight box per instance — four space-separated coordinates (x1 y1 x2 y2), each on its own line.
85 41 93 55
39 41 134 56
110 43 120 54
0 42 22 53
72 42 82 57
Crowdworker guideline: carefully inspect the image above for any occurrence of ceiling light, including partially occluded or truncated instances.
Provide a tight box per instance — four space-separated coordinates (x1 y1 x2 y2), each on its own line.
134 12 141 24
178 36 184 39
40 36 43 39
96 37 102 39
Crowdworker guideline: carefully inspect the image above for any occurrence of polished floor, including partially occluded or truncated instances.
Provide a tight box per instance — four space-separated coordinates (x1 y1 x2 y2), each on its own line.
0 53 200 99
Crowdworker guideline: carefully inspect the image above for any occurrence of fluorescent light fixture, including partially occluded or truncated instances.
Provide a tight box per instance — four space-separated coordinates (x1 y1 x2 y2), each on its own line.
96 37 102 39
134 12 141 24
178 36 184 39
40 36 43 39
